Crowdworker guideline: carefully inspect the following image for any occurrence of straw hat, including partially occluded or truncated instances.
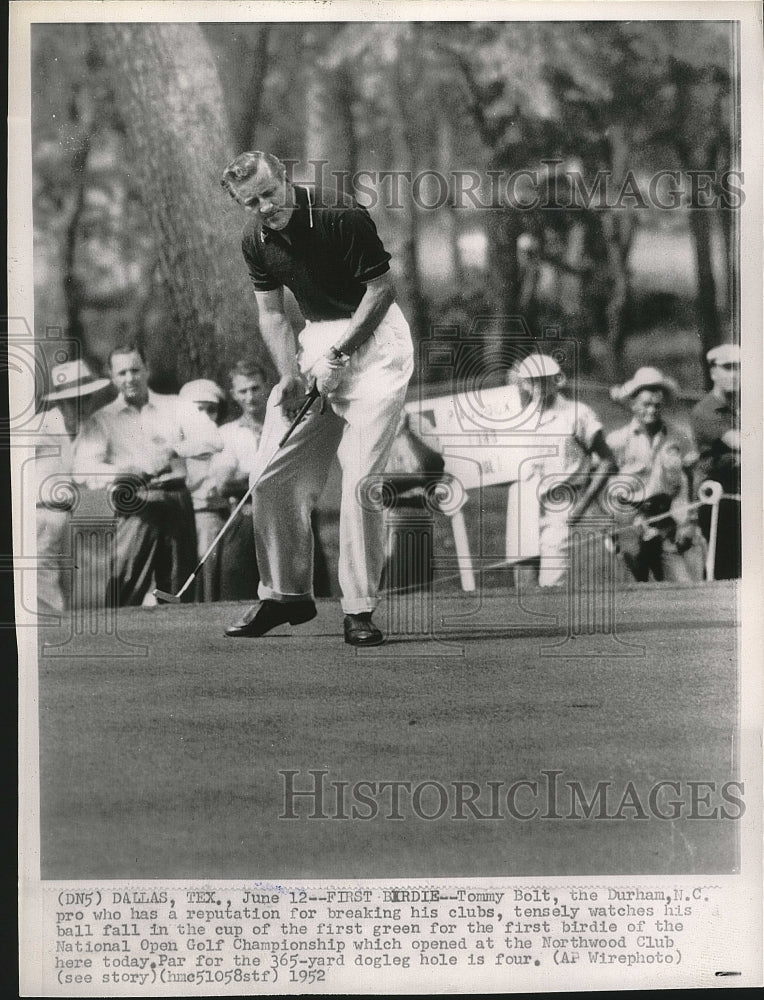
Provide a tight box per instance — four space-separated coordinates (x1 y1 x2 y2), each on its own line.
43 359 110 402
610 366 680 403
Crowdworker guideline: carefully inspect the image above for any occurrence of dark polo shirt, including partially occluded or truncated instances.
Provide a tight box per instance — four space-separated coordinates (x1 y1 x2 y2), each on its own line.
689 391 740 495
241 185 391 321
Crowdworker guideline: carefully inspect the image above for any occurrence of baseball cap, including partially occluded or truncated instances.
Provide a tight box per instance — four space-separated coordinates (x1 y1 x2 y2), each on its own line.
706 344 740 366
179 379 224 404
509 353 562 380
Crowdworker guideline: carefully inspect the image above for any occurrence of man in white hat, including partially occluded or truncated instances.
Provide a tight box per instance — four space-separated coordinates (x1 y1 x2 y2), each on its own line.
690 344 741 579
607 367 704 582
74 344 222 605
35 359 111 614
510 352 617 588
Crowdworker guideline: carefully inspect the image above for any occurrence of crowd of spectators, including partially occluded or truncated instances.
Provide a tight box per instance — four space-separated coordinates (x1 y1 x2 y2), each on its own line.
34 341 741 614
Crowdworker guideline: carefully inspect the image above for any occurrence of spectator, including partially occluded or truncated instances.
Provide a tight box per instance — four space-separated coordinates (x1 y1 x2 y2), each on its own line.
510 353 617 587
608 367 704 582
178 378 229 601
212 360 330 599
690 344 741 579
35 359 110 614
73 344 221 605
209 361 268 601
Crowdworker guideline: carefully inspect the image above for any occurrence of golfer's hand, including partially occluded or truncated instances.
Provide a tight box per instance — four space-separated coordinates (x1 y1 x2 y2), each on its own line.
311 353 347 396
273 374 308 420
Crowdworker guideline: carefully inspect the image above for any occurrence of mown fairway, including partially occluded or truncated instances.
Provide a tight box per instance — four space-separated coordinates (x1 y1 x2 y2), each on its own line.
38 581 739 879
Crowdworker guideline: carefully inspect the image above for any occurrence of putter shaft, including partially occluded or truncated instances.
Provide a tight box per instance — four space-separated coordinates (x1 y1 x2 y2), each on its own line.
154 381 320 604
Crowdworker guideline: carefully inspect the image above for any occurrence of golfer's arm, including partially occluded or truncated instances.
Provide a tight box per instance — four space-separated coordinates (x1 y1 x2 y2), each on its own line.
255 288 300 380
331 272 396 357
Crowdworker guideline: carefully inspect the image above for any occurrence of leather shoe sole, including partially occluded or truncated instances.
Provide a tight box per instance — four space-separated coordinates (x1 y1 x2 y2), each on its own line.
344 615 384 647
225 600 317 638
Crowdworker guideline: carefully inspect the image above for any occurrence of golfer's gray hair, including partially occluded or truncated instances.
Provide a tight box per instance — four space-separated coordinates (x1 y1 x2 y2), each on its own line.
220 151 285 199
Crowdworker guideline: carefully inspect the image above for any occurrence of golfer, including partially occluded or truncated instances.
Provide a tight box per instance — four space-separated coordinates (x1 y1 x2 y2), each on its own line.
220 151 414 646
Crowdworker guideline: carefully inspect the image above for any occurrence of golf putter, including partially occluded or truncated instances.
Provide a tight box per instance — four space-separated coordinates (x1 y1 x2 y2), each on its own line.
153 380 321 603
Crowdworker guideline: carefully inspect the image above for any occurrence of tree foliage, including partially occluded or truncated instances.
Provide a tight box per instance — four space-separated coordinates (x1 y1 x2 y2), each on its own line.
32 20 737 390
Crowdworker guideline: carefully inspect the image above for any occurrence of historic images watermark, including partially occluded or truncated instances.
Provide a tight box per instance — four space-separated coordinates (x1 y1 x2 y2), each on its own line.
278 769 746 823
283 160 746 212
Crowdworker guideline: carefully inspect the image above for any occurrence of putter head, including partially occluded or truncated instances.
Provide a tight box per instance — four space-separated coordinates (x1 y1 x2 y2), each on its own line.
152 589 181 604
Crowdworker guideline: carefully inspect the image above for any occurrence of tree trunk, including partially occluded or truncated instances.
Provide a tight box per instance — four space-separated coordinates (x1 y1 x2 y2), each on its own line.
304 51 358 197
62 93 92 346
598 211 630 383
390 75 430 342
230 26 270 152
438 116 465 286
486 207 522 320
688 208 721 372
98 23 271 385
671 68 727 387
202 24 271 152
598 125 634 382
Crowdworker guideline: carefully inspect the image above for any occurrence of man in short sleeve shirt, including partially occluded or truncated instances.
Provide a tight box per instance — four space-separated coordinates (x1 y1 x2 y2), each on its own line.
607 367 704 582
690 343 741 579
510 354 617 588
220 151 414 645
74 345 222 606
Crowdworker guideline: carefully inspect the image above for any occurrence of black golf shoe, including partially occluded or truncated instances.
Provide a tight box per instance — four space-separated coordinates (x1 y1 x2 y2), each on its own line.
343 613 384 647
225 600 317 638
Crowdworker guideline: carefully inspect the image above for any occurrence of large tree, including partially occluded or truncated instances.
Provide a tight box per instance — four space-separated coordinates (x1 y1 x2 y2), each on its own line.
98 22 272 384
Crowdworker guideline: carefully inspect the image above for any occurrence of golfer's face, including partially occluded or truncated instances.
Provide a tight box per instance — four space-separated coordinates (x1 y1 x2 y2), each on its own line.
232 166 293 230
232 373 267 420
110 352 148 404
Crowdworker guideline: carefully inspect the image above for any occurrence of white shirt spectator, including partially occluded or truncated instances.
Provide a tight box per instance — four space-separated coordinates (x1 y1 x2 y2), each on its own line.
522 394 603 499
73 390 222 489
211 417 264 494
36 407 74 503
607 417 698 505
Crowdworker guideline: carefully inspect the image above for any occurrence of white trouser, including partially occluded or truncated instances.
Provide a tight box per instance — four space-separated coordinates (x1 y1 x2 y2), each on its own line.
250 303 414 614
